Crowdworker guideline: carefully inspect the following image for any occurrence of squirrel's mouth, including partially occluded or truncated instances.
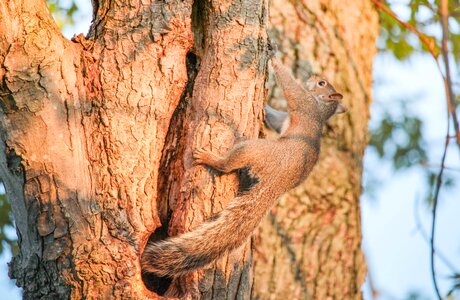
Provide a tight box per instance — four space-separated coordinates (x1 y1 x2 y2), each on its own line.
322 93 343 101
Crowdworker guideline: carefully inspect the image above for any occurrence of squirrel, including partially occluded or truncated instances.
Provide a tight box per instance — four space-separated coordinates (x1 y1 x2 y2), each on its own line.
265 74 347 134
141 56 347 277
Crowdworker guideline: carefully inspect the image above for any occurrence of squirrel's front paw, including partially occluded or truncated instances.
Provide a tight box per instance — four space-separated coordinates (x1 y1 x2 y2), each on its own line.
193 148 210 166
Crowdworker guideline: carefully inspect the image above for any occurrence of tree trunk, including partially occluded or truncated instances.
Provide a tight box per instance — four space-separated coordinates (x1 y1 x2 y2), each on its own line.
0 0 267 298
0 0 377 299
253 1 378 299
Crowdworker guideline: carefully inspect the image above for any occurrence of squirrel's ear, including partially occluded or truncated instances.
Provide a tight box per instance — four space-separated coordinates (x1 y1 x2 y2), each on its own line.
335 103 348 114
306 80 316 90
328 93 343 101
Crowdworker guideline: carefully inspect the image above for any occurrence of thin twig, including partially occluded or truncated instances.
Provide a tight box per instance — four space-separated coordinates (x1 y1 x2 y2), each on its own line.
413 196 458 274
432 2 457 298
364 255 379 299
420 162 460 172
430 117 450 300
440 0 460 151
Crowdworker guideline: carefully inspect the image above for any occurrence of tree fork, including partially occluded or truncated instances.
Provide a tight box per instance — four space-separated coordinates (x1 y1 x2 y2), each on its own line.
1 0 270 298
0 0 378 299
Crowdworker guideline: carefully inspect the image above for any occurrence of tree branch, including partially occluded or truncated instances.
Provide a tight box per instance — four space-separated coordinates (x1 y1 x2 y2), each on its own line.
430 122 449 300
370 0 460 151
0 0 61 47
370 0 439 58
413 196 458 274
0 0 70 109
439 0 460 151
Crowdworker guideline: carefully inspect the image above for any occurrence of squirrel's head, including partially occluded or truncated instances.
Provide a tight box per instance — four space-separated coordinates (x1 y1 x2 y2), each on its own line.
306 75 347 120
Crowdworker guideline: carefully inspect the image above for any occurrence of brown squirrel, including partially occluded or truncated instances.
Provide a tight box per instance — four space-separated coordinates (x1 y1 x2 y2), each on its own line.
141 57 347 277
265 74 347 134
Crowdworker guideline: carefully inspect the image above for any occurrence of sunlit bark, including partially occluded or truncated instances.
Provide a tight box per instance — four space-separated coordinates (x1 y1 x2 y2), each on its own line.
0 0 377 298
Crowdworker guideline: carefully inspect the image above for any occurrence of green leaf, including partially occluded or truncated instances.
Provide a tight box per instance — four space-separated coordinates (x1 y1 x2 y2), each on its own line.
46 0 80 29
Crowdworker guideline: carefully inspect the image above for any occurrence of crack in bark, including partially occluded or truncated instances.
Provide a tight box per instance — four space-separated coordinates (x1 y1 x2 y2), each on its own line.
143 51 198 296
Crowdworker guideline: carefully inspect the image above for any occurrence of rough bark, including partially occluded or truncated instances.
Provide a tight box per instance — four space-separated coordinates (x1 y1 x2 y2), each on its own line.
0 0 377 299
252 1 378 299
0 0 268 298
155 0 269 298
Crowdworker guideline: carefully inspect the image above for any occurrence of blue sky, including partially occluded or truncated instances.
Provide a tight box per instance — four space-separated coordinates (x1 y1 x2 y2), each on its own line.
361 53 460 299
1 1 459 299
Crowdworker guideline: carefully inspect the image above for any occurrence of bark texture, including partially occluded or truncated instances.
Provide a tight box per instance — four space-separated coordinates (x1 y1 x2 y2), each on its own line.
0 0 377 299
0 0 268 298
252 1 379 299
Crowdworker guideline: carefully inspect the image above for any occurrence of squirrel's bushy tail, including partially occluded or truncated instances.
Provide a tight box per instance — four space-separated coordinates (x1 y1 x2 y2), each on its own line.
141 185 277 277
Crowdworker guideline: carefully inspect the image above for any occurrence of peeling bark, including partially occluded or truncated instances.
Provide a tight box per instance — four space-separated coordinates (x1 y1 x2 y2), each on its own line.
0 0 377 299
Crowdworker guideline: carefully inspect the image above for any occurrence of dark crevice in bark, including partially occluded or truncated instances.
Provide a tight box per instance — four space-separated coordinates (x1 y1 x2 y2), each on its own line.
156 51 198 226
142 226 173 296
0 78 18 113
142 51 199 296
191 0 206 55
5 148 24 177
235 259 252 299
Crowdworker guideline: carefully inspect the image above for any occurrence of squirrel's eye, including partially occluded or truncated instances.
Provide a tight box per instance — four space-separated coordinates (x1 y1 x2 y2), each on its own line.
318 80 327 87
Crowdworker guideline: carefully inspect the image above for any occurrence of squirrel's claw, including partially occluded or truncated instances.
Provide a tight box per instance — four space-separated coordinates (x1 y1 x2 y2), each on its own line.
193 148 210 166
